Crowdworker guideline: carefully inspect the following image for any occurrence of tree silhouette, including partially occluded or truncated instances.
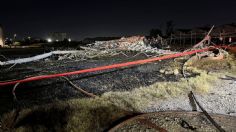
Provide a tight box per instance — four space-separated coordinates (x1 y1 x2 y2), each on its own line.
0 25 3 38
149 28 163 37
166 20 175 37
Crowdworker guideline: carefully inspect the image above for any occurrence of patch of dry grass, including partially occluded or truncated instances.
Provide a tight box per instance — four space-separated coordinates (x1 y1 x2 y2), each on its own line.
188 53 236 75
1 67 219 132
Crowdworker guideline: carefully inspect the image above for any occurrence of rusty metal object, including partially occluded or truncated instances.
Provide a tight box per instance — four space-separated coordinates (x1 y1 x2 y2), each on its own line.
108 111 236 132
227 46 236 54
61 76 97 98
137 118 167 132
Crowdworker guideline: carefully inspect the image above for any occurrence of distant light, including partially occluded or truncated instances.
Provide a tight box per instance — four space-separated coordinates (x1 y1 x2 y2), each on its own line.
47 38 52 43
68 38 71 42
56 39 59 42
28 36 31 39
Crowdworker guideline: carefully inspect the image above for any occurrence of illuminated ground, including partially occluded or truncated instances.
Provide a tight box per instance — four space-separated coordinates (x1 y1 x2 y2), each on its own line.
0 48 236 131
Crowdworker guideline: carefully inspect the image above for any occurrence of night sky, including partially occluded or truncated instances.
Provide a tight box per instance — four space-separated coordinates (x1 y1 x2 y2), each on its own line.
1 0 236 40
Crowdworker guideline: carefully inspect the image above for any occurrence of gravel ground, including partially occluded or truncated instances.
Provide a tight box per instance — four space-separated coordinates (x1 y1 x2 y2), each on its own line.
145 76 236 116
111 112 236 131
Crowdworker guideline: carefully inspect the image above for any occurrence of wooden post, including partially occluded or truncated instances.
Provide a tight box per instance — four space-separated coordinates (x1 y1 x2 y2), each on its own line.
183 33 185 45
223 32 226 44
191 31 193 46
180 32 182 47
174 34 176 45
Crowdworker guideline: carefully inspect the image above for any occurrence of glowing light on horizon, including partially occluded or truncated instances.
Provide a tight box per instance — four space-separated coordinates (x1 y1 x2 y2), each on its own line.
47 38 52 42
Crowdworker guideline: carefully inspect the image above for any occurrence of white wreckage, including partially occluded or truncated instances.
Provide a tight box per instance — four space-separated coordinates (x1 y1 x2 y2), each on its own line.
0 36 176 66
90 36 175 54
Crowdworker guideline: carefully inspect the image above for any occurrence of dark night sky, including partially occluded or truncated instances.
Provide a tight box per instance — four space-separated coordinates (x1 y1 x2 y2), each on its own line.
1 0 236 40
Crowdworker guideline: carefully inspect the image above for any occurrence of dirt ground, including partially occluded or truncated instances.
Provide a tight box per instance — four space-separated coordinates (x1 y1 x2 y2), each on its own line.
0 48 236 131
0 50 182 114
